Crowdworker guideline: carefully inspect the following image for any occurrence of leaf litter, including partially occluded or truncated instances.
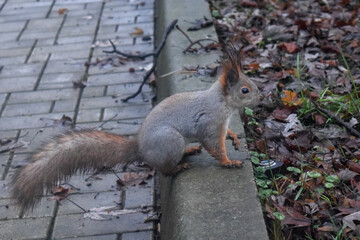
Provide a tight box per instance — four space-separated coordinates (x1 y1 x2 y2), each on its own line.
209 0 360 238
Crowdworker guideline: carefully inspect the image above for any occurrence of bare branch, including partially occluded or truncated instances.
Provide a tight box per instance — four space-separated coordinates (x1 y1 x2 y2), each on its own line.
312 101 360 138
121 19 178 102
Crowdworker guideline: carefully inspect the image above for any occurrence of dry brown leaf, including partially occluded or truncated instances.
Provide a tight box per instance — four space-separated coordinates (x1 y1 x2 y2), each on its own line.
281 90 302 106
131 27 144 35
277 42 300 53
117 170 155 187
58 8 67 15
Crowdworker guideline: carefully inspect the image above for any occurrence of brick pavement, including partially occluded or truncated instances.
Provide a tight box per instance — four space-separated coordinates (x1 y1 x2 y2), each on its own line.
0 0 156 239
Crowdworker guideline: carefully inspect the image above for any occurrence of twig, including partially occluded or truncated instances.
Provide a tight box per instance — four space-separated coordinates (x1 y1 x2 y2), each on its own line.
176 25 219 53
121 19 178 102
312 101 360 138
175 25 199 46
183 39 218 53
64 196 88 213
97 114 118 128
103 40 154 60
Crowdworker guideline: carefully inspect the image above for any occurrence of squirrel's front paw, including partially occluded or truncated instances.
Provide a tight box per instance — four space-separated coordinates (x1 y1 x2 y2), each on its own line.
222 160 243 168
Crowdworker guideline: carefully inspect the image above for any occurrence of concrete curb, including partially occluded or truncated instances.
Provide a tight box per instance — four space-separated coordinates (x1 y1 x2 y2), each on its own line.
155 0 269 239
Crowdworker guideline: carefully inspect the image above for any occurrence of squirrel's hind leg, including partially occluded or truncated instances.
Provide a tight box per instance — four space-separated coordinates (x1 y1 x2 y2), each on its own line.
141 128 186 176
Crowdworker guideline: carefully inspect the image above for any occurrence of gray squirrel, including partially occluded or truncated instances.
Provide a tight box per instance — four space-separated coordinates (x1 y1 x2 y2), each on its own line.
11 45 262 211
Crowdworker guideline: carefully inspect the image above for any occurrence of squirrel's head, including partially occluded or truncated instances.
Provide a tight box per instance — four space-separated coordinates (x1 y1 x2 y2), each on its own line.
219 44 261 110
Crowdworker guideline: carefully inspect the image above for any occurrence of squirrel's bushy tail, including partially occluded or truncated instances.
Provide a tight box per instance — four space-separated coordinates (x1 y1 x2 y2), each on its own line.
11 130 139 211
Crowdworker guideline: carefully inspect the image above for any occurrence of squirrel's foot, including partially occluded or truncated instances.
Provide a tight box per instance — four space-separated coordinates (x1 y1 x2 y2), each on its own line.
184 146 202 156
232 139 241 150
222 160 243 168
175 163 191 174
227 130 241 150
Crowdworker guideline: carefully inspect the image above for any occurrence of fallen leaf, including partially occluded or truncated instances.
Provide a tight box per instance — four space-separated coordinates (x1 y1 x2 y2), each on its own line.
281 90 302 107
58 8 67 15
131 27 144 35
277 42 300 53
51 186 71 201
117 170 155 187
343 211 360 230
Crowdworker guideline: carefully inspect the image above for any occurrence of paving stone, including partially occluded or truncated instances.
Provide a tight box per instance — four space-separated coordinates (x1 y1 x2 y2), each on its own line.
0 39 35 50
103 0 129 7
103 104 152 121
0 217 51 239
92 43 153 58
49 50 90 61
57 191 122 215
0 180 11 199
0 76 37 93
8 88 79 104
0 21 26 33
20 28 58 40
88 59 152 75
56 35 94 45
2 1 52 9
44 59 87 74
102 3 133 12
106 83 152 97
106 9 154 18
0 62 43 78
122 231 153 240
65 173 122 194
87 72 145 86
63 15 98 28
0 93 7 107
77 109 101 122
14 127 66 154
58 24 99 38
52 99 78 112
27 18 63 30
81 86 105 98
0 11 48 23
61 234 118 240
76 119 142 136
124 184 154 209
2 102 51 117
92 37 134 49
101 16 135 26
41 72 84 84
0 130 18 139
137 15 154 23
0 32 17 43
38 72 84 90
53 212 152 238
0 154 10 179
1 197 55 220
22 197 56 218
0 56 26 65
0 111 74 131
8 153 29 172
0 198 20 220
30 43 92 62
78 96 120 109
49 8 101 19
54 0 103 6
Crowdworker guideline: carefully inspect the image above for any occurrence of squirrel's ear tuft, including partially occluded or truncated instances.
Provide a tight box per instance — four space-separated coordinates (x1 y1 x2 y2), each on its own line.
225 69 238 87
221 43 242 72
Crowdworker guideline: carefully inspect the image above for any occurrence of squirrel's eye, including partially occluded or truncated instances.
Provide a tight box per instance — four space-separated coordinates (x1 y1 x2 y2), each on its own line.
241 88 249 94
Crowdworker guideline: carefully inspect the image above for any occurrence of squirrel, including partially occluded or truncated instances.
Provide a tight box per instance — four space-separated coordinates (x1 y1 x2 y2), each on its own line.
10 45 261 211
